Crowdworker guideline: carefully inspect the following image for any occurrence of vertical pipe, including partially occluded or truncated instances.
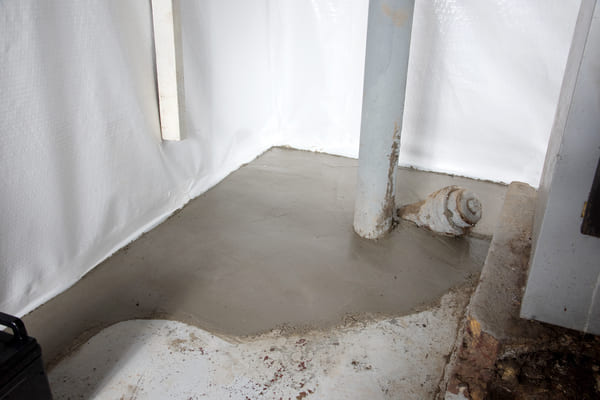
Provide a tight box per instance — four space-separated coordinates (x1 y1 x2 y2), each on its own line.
353 0 415 239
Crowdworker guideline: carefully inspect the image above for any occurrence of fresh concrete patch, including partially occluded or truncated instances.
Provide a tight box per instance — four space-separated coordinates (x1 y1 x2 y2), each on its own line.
24 149 504 367
49 290 470 400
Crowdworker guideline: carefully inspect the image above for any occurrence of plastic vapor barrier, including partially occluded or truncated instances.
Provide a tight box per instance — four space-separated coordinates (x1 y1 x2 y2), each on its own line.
275 0 580 185
0 0 579 316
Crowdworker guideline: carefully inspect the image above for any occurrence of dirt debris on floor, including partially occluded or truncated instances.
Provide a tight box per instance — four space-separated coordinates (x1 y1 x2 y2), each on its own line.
30 151 600 399
488 331 600 400
440 183 600 400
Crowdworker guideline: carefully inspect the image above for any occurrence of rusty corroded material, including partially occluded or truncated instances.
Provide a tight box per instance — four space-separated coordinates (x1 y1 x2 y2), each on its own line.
398 186 482 236
353 0 415 239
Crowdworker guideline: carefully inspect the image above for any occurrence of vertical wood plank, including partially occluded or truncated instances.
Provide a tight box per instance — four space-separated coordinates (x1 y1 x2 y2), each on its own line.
151 0 181 141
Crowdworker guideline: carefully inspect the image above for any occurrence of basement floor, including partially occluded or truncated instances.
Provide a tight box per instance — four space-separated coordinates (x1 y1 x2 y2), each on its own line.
25 148 507 399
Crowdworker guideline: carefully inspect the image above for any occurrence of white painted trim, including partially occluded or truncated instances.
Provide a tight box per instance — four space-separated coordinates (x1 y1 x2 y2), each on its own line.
151 0 182 141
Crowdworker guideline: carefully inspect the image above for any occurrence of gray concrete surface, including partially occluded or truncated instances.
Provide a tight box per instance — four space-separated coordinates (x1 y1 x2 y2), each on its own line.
23 148 506 366
439 182 556 399
468 183 549 340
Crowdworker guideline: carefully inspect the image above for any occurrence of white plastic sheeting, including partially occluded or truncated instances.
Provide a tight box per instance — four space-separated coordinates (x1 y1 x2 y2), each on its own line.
400 0 580 184
0 0 579 317
279 0 581 185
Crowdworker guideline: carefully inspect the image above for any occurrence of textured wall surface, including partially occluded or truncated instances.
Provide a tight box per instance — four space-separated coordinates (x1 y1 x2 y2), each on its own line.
0 0 580 316
276 0 580 186
0 0 277 316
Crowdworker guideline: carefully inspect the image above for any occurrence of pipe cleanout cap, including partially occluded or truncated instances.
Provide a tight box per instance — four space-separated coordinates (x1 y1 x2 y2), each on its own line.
449 188 482 228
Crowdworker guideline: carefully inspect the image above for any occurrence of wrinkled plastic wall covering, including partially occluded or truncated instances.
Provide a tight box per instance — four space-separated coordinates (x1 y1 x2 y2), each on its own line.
0 0 278 317
0 0 579 316
279 0 580 184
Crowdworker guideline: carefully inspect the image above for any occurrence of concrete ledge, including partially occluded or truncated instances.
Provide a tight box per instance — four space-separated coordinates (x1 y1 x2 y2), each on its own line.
439 182 600 399
438 182 557 399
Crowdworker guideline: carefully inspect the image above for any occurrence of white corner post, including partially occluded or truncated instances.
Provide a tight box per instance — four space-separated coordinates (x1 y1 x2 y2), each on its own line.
151 0 183 141
520 0 600 333
353 0 415 239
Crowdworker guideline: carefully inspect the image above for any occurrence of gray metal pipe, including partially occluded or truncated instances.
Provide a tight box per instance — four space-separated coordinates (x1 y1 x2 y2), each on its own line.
353 0 415 239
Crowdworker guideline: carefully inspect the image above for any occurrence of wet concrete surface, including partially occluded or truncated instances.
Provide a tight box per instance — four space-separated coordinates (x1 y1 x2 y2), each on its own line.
23 148 505 366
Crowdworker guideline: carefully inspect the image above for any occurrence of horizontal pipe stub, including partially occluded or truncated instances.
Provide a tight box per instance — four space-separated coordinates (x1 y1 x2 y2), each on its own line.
397 186 482 236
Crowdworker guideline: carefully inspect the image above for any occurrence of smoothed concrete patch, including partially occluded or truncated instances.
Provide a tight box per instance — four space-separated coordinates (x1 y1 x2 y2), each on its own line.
50 291 469 400
25 148 503 365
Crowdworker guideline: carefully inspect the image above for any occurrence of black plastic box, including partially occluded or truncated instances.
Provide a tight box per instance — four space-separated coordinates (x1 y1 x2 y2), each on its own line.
0 312 52 400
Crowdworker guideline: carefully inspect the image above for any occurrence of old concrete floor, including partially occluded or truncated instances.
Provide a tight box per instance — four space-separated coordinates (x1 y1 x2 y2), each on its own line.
25 148 507 397
49 291 470 400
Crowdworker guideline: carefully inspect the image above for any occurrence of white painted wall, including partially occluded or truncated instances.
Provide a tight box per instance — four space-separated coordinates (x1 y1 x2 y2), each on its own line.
0 0 580 316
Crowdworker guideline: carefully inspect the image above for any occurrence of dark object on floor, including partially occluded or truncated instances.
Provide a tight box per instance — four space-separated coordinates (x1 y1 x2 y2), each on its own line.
488 333 600 400
0 312 53 400
581 157 600 238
